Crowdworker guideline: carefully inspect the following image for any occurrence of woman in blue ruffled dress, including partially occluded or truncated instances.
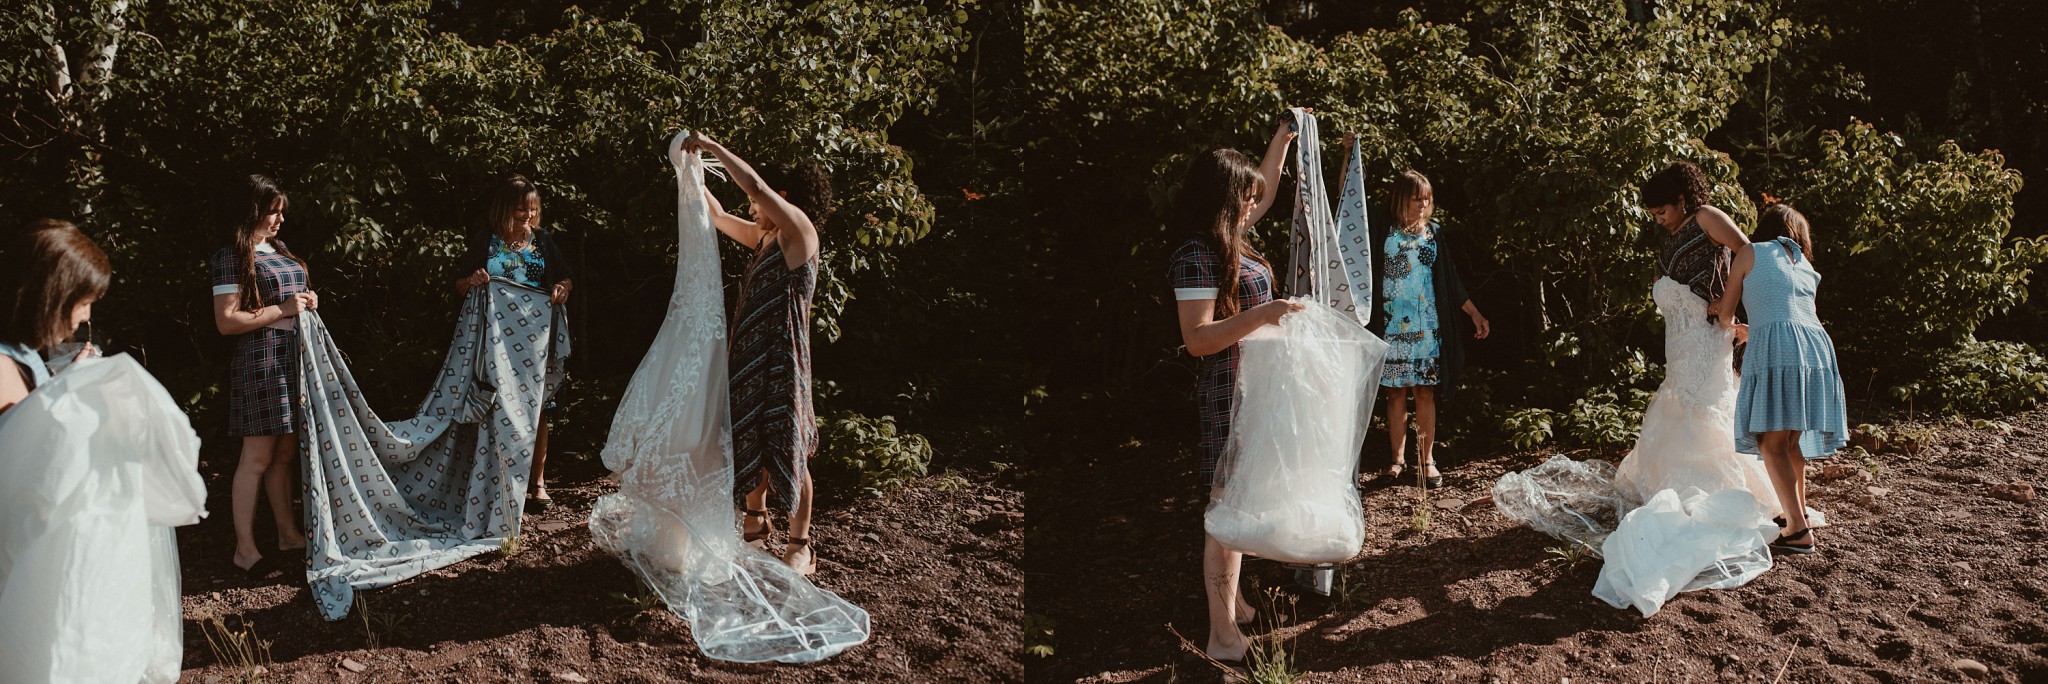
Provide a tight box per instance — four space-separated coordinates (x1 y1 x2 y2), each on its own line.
1719 203 1847 555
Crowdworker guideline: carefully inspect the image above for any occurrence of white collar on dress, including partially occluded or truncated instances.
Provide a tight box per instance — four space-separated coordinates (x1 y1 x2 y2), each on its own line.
255 241 277 254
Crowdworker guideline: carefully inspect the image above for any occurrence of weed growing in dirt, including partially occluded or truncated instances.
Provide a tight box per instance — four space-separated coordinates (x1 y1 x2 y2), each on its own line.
1244 588 1305 684
1024 614 1056 658
612 576 665 614
932 470 972 522
354 593 412 649
201 615 272 683
499 535 522 556
1410 466 1434 532
1545 541 1595 571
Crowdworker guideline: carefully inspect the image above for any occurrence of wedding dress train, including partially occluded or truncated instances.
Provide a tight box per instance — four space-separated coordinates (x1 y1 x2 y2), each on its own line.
588 131 869 663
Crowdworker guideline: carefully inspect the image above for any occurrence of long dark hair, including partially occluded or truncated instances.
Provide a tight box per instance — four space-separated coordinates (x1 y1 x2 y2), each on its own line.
1754 203 1814 264
1 219 111 348
488 174 542 237
229 175 306 312
1170 149 1267 317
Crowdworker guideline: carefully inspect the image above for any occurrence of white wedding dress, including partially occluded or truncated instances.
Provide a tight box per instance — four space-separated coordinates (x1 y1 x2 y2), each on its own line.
0 355 206 683
1498 277 1815 616
588 131 870 663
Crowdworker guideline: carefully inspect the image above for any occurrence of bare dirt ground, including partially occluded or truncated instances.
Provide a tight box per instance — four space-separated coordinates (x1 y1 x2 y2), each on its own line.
174 434 1023 683
1032 405 2048 683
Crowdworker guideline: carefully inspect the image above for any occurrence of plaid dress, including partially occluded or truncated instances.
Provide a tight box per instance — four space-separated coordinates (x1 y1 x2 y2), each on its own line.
211 243 309 436
730 238 818 514
1169 239 1275 484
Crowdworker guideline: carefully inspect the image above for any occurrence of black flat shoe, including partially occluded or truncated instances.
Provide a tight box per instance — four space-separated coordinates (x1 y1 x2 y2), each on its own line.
235 555 279 579
1421 461 1444 488
1770 529 1817 555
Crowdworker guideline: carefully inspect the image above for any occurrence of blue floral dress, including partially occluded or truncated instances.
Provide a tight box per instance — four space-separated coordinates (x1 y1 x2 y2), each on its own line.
1380 228 1441 387
483 235 548 289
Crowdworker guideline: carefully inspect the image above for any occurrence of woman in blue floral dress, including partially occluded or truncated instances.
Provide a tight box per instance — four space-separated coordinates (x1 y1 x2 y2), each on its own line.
1372 170 1489 487
455 175 574 512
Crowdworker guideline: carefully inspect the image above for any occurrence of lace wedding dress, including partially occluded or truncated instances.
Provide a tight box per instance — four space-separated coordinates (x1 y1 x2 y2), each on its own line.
0 355 206 683
588 131 870 663
1498 277 1815 616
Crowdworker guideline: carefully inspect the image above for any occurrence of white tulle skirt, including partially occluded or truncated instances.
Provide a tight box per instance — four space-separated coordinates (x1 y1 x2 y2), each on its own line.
0 355 206 683
1205 300 1387 564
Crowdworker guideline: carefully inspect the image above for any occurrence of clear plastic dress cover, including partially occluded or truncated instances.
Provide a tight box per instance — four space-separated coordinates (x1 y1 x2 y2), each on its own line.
588 130 870 664
1495 278 1821 616
0 355 206 683
1204 299 1387 563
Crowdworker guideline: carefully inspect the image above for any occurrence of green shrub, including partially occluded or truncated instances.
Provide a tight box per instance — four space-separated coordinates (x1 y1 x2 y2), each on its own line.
814 411 934 495
1892 339 2048 416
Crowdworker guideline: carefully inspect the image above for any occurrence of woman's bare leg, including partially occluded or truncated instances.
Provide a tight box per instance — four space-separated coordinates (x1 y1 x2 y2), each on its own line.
232 435 279 569
266 433 306 551
1415 386 1439 479
1202 527 1247 660
1385 387 1410 476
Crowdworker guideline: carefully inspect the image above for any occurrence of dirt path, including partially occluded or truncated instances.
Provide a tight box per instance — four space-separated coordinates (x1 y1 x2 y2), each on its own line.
175 444 1022 683
1032 406 2048 683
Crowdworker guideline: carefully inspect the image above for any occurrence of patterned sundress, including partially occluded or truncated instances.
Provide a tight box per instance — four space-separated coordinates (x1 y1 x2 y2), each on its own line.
210 241 310 436
1168 239 1275 484
730 237 819 514
1380 228 1441 387
1732 239 1848 458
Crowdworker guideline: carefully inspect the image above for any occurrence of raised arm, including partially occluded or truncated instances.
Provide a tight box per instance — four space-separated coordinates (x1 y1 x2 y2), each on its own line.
1244 118 1298 227
684 133 819 269
704 188 767 248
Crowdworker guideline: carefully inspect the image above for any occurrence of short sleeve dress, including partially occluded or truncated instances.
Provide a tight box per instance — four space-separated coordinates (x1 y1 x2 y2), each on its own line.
210 241 309 436
1168 238 1275 485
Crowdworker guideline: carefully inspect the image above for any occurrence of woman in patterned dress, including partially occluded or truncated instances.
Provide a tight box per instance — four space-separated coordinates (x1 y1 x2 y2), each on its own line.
1169 122 1305 664
210 175 315 575
454 175 574 512
683 132 834 576
1370 170 1490 487
1720 204 1847 554
1 220 109 415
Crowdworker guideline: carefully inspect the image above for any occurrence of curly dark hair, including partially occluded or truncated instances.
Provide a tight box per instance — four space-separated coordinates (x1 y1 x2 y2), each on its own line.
758 162 836 230
1639 161 1712 212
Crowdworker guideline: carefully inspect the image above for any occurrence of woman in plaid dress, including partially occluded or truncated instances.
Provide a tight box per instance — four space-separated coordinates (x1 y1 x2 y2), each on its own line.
685 132 833 576
1169 123 1306 665
210 175 316 576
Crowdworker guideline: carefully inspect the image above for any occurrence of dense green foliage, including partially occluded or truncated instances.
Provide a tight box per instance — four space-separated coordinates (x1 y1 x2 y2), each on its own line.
1025 0 2046 454
0 1 977 458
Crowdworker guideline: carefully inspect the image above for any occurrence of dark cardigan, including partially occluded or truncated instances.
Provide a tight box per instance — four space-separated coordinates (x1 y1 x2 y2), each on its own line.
455 227 574 290
1366 211 1474 397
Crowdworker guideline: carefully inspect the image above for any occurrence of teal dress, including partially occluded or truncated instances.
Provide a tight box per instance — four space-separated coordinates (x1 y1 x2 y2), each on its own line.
1 342 50 389
1732 238 1848 458
1380 228 1442 387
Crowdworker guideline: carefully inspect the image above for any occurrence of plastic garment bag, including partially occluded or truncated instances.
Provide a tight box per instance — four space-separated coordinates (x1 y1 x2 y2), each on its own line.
0 355 205 683
1204 300 1385 563
1205 109 1388 564
589 131 870 663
